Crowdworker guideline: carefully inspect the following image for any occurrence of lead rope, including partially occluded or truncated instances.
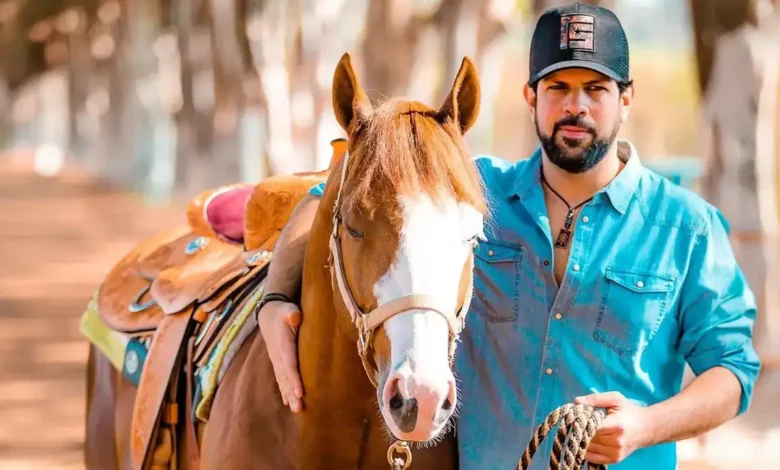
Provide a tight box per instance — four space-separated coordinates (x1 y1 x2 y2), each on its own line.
517 403 607 470
385 403 604 470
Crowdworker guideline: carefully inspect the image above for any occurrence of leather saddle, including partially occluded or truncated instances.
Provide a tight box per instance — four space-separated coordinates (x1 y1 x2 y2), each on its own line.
92 138 345 470
97 138 345 334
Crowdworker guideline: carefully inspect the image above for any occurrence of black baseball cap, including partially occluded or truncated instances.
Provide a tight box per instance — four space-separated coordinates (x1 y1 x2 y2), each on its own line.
528 2 630 86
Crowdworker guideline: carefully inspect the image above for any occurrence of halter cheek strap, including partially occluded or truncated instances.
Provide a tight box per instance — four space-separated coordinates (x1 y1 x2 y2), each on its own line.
328 150 474 387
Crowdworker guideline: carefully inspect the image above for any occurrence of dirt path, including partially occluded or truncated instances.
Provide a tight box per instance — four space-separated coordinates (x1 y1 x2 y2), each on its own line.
0 158 184 469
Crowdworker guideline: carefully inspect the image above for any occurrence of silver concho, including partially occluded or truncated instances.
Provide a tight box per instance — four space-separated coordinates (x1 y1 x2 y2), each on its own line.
185 236 209 255
246 250 271 266
125 350 140 375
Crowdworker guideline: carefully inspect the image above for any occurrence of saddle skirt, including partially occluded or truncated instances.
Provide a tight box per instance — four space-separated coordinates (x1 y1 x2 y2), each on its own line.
96 230 247 333
96 164 333 334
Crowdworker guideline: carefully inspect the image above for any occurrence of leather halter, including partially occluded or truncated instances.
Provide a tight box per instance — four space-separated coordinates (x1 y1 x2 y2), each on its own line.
328 149 475 387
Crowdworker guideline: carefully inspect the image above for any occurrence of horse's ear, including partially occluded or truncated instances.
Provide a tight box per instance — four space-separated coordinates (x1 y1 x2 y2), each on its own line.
332 53 372 134
438 56 481 134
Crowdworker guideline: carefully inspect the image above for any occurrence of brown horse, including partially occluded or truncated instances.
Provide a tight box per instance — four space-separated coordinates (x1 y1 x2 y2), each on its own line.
84 52 487 470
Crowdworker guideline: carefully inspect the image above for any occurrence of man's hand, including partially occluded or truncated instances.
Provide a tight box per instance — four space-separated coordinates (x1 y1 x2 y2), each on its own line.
574 392 652 465
258 301 304 412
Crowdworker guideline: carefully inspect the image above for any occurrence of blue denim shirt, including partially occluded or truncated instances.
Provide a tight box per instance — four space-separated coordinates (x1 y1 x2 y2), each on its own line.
308 141 761 469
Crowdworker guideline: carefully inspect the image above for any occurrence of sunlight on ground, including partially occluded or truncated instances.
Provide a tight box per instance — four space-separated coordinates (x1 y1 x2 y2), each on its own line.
34 144 66 177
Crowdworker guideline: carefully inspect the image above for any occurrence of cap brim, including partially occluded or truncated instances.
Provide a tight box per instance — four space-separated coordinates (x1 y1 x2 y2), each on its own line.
529 60 624 85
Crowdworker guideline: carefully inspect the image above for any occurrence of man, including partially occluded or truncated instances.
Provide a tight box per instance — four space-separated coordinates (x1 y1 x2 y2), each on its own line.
256 3 761 469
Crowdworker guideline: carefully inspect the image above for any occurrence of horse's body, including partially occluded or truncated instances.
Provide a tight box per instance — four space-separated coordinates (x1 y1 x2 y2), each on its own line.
84 53 485 469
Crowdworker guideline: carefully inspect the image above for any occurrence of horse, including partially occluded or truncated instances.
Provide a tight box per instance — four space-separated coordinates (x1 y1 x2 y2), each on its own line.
82 51 487 470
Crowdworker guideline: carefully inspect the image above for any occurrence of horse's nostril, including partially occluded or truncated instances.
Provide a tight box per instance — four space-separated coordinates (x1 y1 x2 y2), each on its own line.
389 393 404 411
389 396 419 433
442 397 452 411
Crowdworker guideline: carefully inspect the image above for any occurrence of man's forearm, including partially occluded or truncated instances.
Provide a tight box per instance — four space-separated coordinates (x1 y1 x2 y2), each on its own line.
642 366 742 446
263 194 320 298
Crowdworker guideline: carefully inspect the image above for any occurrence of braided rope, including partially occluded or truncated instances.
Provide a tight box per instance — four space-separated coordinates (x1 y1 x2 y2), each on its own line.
517 403 606 470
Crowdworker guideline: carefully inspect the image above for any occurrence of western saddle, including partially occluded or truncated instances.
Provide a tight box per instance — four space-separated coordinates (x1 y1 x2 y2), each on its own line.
93 139 346 470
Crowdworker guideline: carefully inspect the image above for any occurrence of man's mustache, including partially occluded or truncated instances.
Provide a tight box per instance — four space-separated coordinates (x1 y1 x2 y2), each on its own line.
553 116 596 137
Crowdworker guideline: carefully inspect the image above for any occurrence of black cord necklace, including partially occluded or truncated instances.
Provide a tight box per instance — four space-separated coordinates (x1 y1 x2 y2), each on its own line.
541 170 593 250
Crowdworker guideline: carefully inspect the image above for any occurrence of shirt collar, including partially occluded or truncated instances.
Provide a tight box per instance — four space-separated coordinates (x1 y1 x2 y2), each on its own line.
511 147 543 199
604 140 643 214
510 140 643 215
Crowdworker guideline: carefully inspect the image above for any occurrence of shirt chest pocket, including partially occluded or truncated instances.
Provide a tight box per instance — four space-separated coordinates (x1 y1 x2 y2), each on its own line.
471 240 523 322
594 268 675 356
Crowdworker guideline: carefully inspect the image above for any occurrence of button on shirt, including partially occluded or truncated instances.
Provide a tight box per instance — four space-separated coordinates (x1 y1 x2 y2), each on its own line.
308 141 761 470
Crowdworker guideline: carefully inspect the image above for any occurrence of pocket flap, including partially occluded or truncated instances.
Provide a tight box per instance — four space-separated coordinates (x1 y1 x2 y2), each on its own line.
474 240 522 263
605 268 674 293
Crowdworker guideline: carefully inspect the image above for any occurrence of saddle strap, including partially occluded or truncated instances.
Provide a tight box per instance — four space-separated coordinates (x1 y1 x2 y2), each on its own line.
131 310 192 470
185 336 201 468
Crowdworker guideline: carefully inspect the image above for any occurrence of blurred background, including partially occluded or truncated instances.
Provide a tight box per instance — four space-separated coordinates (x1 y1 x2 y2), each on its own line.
0 0 778 469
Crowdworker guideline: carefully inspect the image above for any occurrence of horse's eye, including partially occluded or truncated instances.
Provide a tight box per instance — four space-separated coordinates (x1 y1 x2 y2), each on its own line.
346 225 364 239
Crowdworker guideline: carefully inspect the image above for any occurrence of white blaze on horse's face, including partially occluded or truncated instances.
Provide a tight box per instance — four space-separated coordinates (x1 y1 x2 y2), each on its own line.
374 191 483 442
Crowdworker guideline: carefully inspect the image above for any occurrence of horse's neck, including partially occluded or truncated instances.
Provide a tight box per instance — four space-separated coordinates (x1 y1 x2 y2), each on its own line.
295 190 385 467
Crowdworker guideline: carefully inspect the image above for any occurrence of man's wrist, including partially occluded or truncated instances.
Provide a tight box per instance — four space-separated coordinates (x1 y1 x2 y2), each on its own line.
640 395 692 447
255 292 297 321
635 404 660 448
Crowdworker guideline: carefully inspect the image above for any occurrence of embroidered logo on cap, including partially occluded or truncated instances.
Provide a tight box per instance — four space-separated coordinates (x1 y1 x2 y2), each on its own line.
560 14 595 51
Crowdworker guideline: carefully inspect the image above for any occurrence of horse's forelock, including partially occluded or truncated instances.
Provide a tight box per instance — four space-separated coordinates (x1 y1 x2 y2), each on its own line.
340 99 486 219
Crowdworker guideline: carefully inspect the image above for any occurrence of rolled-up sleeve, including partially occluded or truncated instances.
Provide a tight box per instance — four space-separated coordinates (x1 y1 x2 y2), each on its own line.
678 206 761 415
308 182 325 197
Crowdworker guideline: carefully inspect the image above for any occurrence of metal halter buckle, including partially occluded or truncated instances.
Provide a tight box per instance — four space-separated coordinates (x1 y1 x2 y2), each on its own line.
387 440 412 470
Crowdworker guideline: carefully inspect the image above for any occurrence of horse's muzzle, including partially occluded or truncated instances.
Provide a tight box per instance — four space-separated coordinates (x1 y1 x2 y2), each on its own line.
381 366 456 441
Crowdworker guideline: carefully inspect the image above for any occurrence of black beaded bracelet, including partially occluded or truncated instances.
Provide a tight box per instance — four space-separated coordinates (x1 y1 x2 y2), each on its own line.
254 292 297 322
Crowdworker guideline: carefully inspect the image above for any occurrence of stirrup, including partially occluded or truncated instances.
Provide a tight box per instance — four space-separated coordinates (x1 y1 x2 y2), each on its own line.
128 276 157 313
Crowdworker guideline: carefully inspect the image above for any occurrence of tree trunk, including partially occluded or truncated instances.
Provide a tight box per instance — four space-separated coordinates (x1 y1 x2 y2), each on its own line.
239 0 273 181
173 0 214 197
287 0 320 172
207 0 245 186
361 0 420 101
85 5 126 184
116 0 161 191
64 8 91 163
457 0 509 154
694 0 780 361
255 0 299 175
533 0 614 15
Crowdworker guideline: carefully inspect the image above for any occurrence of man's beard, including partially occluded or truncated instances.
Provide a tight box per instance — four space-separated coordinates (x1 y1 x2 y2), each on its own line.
536 115 620 174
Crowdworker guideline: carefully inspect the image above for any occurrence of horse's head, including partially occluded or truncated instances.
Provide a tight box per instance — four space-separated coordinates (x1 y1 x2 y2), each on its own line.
327 53 486 443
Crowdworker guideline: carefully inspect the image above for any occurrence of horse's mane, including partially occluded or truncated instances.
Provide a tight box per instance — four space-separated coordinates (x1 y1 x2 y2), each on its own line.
341 98 487 218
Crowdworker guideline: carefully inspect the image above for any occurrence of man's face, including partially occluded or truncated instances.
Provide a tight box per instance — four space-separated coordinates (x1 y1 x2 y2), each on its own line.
524 68 633 174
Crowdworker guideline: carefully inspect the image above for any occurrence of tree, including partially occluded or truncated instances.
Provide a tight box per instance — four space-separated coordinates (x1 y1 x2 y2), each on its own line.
691 0 780 364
